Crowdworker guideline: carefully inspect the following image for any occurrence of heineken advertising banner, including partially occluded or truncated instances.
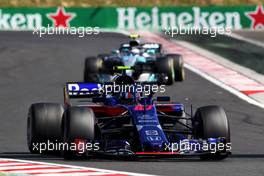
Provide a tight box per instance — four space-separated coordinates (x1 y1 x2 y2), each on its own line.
0 5 263 30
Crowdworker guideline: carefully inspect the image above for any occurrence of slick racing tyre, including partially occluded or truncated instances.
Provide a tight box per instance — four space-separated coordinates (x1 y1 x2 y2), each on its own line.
166 54 185 82
156 57 175 85
62 107 96 159
193 106 230 160
27 103 64 154
83 56 103 82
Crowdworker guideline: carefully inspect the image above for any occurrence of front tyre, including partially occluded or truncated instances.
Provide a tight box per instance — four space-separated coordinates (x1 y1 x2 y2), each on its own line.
166 54 185 82
156 57 174 85
62 107 96 159
193 105 230 160
83 56 102 82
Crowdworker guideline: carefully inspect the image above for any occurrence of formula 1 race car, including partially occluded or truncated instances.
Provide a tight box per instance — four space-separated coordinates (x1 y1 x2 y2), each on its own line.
83 34 185 85
27 67 230 160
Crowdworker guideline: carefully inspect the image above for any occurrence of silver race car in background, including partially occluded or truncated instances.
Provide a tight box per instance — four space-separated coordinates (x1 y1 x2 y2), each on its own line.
84 34 185 85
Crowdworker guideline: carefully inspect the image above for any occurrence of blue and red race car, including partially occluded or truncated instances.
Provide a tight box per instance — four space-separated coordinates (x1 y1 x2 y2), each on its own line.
27 67 231 160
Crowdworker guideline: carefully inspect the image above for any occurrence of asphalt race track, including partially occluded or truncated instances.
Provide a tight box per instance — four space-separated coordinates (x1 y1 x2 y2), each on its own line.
0 31 264 176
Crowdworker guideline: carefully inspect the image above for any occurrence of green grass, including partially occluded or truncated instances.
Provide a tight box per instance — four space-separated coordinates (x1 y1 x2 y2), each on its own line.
0 0 263 7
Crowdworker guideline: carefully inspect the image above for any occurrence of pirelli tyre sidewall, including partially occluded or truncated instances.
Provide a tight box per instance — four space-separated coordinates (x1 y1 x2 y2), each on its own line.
165 54 185 82
193 105 230 160
62 106 96 159
27 103 64 154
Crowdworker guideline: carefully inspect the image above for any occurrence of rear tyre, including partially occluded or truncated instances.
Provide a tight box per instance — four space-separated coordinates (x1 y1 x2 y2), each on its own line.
27 103 64 154
166 54 185 82
97 54 109 60
193 106 230 160
156 57 174 85
132 64 142 80
62 107 96 160
83 56 102 82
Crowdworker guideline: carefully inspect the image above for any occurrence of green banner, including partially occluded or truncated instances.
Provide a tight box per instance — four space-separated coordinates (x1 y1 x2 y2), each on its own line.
0 5 263 30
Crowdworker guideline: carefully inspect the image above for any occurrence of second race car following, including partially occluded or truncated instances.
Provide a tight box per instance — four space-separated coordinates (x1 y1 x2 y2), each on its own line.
83 34 185 85
27 67 231 160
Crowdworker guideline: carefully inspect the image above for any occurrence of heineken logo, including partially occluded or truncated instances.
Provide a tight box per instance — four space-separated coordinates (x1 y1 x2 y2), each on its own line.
0 7 76 30
0 10 42 29
47 7 76 28
0 6 263 30
245 5 264 29
117 7 243 29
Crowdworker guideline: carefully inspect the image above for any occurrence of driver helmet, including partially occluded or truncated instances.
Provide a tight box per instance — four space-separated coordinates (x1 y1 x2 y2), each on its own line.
129 40 140 47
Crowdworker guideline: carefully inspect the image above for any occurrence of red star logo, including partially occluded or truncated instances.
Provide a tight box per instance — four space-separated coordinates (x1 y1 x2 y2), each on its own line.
246 5 264 29
47 7 76 28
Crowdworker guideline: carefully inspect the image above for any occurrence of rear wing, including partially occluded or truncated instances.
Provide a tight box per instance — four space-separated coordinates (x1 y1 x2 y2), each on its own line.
63 82 103 105
142 43 162 53
142 43 161 49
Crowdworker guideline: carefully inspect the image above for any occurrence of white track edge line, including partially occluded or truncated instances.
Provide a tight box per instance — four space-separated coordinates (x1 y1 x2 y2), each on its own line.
184 64 264 109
